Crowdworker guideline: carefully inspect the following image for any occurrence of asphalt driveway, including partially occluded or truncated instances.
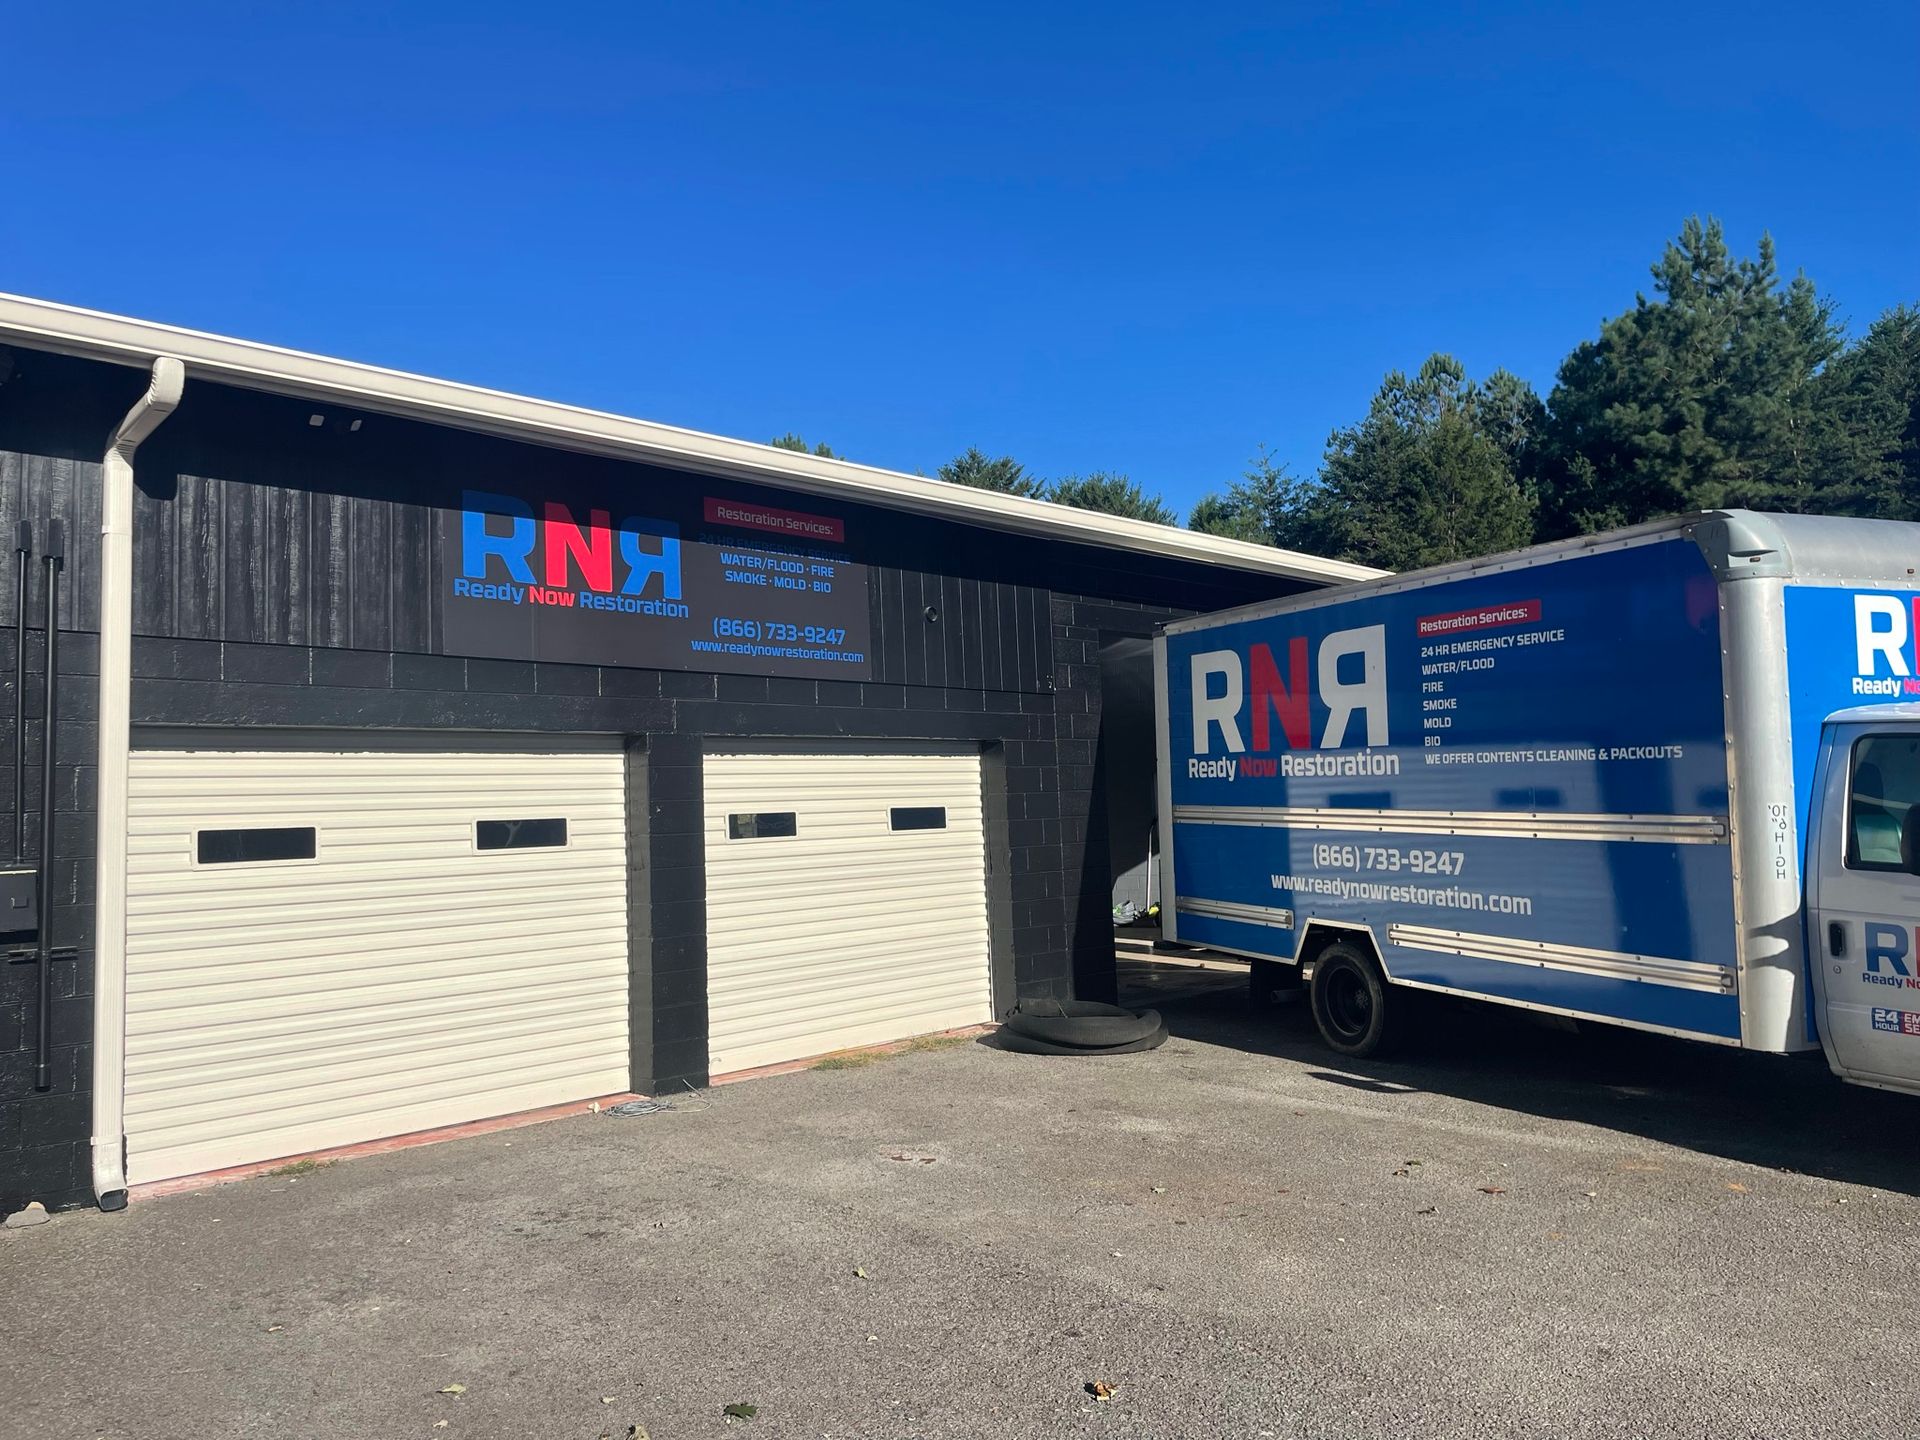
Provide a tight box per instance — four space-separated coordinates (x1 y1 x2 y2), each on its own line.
5 969 1918 1440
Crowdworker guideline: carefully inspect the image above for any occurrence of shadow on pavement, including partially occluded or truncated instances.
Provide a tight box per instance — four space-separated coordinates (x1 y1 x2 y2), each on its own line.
1153 975 1920 1196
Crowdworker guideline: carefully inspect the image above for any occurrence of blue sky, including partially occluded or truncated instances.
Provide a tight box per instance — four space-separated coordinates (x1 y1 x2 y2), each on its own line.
4 2 1915 517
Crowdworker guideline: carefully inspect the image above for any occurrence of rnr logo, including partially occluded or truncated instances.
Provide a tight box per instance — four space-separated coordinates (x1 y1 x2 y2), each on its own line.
460 489 682 602
1189 624 1387 754
1864 922 1920 989
1853 595 1920 697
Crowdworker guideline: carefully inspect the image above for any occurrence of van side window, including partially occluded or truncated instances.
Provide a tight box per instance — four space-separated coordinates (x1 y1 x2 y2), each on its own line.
1846 735 1920 872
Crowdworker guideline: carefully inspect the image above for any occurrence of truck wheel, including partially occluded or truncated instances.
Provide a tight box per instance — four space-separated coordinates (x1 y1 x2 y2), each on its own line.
1309 942 1399 1057
1249 958 1304 1010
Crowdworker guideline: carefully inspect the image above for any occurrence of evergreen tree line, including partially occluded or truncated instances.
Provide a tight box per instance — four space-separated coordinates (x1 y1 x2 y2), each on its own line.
777 219 1918 570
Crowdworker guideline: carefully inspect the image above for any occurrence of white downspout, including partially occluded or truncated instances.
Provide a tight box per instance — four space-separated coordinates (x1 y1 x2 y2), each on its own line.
91 356 183 1210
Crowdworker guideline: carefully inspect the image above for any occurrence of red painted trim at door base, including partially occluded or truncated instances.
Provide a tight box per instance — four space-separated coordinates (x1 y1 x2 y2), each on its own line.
710 1023 995 1086
127 1091 643 1203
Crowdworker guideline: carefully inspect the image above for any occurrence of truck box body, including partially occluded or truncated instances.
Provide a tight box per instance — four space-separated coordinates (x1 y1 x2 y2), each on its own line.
1154 512 1920 1055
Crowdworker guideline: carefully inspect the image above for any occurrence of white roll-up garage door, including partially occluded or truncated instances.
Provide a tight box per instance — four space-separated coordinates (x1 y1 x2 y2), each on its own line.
703 750 994 1075
123 746 631 1185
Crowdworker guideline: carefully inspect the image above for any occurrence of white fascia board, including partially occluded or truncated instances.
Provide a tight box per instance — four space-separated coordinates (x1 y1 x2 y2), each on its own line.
0 292 1383 588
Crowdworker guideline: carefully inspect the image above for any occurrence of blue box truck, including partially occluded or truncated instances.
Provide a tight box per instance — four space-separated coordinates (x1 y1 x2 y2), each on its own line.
1154 510 1920 1094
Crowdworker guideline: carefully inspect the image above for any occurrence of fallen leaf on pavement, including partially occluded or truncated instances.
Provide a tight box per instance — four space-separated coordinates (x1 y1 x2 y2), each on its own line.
1150 1186 1166 1194
1391 1168 1410 1178
723 1403 759 1421
853 1267 869 1279
1086 1381 1116 1400
629 1426 652 1440
1726 1182 1748 1193
438 1384 467 1396
1478 1186 1506 1195
1416 1205 1438 1215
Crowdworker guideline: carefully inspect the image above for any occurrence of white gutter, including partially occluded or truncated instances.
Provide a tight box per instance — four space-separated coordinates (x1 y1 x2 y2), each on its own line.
0 292 1383 587
91 357 184 1211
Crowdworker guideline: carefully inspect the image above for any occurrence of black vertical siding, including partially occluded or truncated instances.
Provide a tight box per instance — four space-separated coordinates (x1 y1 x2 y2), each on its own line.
272 485 311 646
0 351 1312 1214
175 474 223 640
0 450 102 635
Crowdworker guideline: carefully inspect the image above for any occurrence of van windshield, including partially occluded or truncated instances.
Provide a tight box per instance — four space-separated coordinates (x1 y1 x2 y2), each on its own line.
1847 734 1920 872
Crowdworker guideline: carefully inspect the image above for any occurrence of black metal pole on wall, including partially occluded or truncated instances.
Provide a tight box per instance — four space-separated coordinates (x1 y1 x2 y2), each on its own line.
11 520 27 865
34 521 61 1092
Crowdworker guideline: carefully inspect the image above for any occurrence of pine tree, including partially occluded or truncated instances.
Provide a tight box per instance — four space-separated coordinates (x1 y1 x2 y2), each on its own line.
769 433 839 458
1047 472 1177 525
1809 306 1920 518
1187 449 1328 550
937 447 1045 498
1535 218 1843 534
1186 492 1270 543
1314 356 1536 570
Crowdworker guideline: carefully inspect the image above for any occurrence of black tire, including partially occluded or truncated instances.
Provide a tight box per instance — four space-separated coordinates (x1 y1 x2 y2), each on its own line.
994 1015 1170 1055
1248 958 1304 1010
1309 942 1399 1057
1004 1001 1164 1048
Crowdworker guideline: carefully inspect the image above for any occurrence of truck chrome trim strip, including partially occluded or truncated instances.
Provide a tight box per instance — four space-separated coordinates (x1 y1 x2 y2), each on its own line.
1172 805 1727 844
1176 897 1295 930
1387 923 1736 994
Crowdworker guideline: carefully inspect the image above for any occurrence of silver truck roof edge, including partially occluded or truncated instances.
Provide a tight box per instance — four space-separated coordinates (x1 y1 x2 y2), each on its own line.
1164 508 1920 638
1689 510 1793 581
1161 511 1715 637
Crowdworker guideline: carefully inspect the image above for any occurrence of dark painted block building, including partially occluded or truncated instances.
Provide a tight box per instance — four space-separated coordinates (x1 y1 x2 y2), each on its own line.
0 295 1371 1212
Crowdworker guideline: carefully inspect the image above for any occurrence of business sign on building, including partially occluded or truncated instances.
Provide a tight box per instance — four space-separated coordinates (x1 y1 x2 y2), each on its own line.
440 487 873 680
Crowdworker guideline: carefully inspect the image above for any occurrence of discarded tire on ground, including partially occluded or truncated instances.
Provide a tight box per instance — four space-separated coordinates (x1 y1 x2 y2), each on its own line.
995 1000 1169 1055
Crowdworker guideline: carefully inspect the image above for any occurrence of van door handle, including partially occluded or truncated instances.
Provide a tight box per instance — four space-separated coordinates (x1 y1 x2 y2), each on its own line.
1829 922 1847 957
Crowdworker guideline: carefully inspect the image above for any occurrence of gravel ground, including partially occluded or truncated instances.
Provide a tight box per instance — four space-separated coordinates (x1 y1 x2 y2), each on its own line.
5 972 1919 1440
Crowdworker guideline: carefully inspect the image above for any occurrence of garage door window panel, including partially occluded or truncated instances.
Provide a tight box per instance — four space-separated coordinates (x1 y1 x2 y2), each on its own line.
728 812 798 839
195 826 318 866
476 817 569 851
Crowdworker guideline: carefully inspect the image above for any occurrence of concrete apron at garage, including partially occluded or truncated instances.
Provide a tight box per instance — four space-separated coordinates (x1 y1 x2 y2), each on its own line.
130 947 1217 1203
7 985 1919 1440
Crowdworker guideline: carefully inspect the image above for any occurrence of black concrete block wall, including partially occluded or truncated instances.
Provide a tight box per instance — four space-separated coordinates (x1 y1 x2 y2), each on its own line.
1049 595 1187 1001
640 732 709 1092
1 608 1151 1210
0 604 105 1214
0 346 1306 1211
